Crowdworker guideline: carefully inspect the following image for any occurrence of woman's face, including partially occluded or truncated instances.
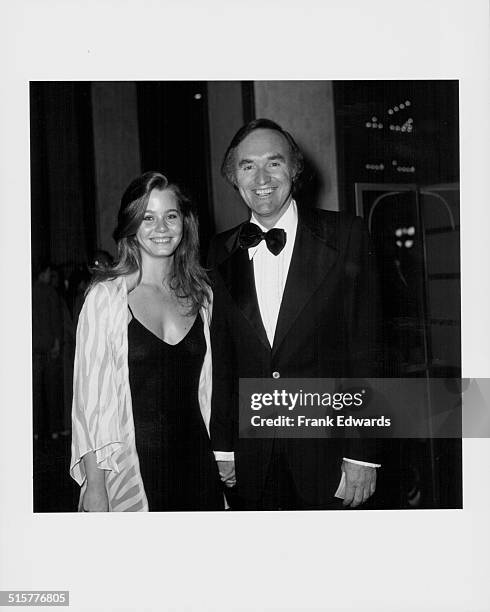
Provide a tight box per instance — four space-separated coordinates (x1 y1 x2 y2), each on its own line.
136 188 183 259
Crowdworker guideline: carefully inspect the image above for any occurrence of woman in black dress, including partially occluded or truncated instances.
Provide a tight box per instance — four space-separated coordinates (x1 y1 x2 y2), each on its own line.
70 172 222 511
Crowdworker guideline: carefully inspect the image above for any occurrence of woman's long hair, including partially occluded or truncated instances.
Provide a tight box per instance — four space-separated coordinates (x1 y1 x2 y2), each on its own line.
88 171 210 314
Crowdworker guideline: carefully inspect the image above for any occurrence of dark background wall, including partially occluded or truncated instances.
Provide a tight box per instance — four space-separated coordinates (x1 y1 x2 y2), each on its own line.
30 83 96 268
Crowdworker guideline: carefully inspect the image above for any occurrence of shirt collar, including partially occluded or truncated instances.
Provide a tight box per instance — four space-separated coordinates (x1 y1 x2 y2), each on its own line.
248 200 298 259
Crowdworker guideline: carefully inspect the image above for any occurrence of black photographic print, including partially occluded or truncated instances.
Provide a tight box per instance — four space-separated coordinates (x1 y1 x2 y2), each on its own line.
31 80 462 513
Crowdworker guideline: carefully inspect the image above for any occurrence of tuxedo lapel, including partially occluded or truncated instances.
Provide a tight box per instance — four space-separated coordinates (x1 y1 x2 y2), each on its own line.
218 233 270 351
272 208 339 354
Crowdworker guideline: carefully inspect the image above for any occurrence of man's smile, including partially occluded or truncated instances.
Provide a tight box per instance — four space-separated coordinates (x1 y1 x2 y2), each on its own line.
254 187 276 197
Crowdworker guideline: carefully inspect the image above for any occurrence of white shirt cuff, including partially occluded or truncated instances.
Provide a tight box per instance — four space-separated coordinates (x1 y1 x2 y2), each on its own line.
213 451 235 462
343 457 381 468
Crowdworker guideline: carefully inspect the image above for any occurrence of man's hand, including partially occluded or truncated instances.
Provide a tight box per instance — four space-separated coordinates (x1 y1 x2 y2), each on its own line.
217 460 236 488
342 460 377 508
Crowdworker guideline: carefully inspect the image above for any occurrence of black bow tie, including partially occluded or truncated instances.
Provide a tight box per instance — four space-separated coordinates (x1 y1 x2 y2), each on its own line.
238 222 287 256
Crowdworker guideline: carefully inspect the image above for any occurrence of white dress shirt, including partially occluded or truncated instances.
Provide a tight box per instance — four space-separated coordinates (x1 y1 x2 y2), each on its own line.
248 199 298 346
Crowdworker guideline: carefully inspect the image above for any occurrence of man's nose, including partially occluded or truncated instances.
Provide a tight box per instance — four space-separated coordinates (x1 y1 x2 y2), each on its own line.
255 167 271 185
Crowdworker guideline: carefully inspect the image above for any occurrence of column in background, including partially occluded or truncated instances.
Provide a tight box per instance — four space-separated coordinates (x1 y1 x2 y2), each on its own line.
207 82 248 233
254 81 339 211
91 82 141 257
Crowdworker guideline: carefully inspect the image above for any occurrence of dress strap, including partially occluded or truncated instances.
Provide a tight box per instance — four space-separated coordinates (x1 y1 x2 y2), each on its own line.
127 303 135 318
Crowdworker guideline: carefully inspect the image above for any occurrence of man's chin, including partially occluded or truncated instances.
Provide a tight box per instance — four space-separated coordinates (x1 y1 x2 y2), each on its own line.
251 201 278 217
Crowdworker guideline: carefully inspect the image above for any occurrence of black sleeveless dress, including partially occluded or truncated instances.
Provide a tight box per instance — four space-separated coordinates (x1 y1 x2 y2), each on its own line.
128 311 222 511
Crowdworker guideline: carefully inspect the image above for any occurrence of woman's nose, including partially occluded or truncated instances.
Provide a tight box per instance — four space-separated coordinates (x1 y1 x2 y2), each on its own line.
155 217 168 231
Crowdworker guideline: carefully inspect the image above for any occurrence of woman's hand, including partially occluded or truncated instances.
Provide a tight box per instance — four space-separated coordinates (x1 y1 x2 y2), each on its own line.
82 484 109 512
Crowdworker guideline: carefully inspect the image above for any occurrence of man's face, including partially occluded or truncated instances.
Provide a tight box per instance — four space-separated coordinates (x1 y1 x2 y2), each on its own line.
233 128 294 228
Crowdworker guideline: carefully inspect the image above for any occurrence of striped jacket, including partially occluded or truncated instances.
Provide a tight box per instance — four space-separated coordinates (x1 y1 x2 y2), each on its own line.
69 276 213 511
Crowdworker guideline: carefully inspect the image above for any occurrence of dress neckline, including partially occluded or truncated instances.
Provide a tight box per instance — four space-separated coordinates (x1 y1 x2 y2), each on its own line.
128 312 199 347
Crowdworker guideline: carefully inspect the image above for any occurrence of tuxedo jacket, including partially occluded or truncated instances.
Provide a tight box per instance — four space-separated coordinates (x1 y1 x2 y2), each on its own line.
208 205 380 506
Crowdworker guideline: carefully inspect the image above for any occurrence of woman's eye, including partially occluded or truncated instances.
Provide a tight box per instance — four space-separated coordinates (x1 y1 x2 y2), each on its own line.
144 216 153 222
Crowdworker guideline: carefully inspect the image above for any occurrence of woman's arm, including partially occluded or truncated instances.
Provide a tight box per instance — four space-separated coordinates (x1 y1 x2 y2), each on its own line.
70 282 122 510
81 452 109 512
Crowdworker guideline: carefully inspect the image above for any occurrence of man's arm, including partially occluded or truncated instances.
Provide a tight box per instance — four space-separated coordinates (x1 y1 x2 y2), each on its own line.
208 243 238 488
341 215 383 502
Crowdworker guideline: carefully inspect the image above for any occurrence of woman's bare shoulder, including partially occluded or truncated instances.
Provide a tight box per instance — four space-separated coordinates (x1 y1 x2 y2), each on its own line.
124 271 140 293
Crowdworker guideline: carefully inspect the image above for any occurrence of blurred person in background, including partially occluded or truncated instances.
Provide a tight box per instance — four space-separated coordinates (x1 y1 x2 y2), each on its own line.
50 264 75 436
32 261 63 440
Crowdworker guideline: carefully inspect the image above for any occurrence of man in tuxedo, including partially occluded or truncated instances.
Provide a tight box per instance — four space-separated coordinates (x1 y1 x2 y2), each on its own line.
208 118 380 510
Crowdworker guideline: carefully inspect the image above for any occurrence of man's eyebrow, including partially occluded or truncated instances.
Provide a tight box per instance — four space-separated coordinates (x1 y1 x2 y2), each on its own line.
238 158 254 167
237 153 286 167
